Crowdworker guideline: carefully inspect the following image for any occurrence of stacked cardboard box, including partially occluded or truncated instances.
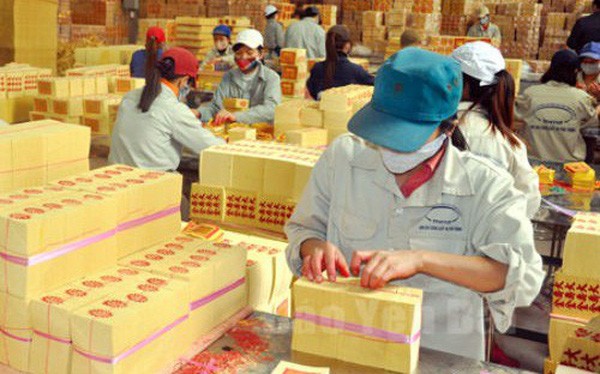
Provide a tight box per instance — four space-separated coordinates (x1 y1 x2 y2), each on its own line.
70 0 128 45
0 0 58 72
229 0 269 33
0 64 52 124
58 0 71 43
205 0 231 17
0 120 90 194
280 48 308 98
271 2 296 23
139 0 167 18
422 36 492 55
363 11 387 54
292 278 423 373
191 140 323 233
73 45 141 67
303 4 338 30
138 18 178 43
386 8 411 43
539 12 576 60
342 0 371 42
547 212 600 371
65 64 130 78
274 84 373 143
488 2 542 59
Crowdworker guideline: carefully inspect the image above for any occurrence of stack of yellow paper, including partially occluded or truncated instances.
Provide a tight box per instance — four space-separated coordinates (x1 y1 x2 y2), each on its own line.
280 48 308 98
48 165 182 258
113 77 145 95
120 236 247 341
74 45 141 66
0 63 52 123
535 165 556 185
564 162 596 191
0 120 90 194
82 94 123 135
192 140 323 233
28 266 147 374
64 65 130 79
223 98 250 113
70 275 189 374
549 212 600 366
219 230 291 313
292 278 423 373
558 316 600 372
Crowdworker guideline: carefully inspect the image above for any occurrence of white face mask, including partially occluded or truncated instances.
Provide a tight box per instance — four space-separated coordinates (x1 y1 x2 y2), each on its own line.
379 134 447 174
179 83 191 102
215 40 229 52
581 62 600 76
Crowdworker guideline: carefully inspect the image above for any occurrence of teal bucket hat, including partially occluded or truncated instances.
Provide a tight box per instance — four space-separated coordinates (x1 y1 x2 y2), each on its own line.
348 47 463 152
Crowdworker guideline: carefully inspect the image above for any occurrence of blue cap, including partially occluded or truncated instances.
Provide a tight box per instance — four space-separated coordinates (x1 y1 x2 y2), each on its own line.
348 48 462 153
213 24 231 38
580 42 600 60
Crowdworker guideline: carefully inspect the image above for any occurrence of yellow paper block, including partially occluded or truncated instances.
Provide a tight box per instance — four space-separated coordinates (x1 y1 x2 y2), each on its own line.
552 269 600 320
564 162 596 191
223 97 249 111
559 316 600 371
70 277 189 374
274 99 306 137
262 158 296 197
114 78 145 95
286 128 328 147
281 80 306 98
320 85 374 112
323 109 353 129
549 317 587 363
51 97 84 116
223 188 258 226
231 154 266 193
29 111 47 121
0 96 35 123
562 213 600 278
37 78 69 98
281 64 309 81
200 148 234 187
535 165 556 185
293 162 313 202
545 357 558 374
189 183 224 222
69 79 83 97
280 49 307 65
292 278 422 373
300 102 324 128
0 292 32 372
245 253 273 310
256 195 295 233
228 127 257 142
96 77 109 95
33 97 49 112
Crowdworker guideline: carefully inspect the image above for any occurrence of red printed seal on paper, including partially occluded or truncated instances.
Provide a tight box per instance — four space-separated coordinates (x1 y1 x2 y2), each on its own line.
89 309 112 318
66 289 88 298
169 266 189 274
127 294 148 303
103 300 127 308
42 296 64 305
82 280 104 288
138 284 159 292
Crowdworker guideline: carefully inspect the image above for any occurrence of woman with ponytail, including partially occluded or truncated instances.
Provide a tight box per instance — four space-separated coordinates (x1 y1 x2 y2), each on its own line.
110 47 224 172
306 25 374 100
130 26 166 78
452 42 540 218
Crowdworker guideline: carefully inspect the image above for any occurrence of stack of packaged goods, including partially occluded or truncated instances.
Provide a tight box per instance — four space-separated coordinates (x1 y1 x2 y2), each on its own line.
64 64 130 78
0 64 52 124
539 12 576 60
229 0 268 34
385 7 411 48
204 98 274 141
440 0 476 36
423 36 492 55
205 0 231 17
489 1 543 59
177 0 208 17
280 48 308 99
175 16 250 61
0 0 58 72
190 140 323 234
302 4 338 30
274 84 373 145
504 58 523 94
219 230 292 315
409 0 442 37
271 1 296 24
73 45 141 67
139 0 167 18
342 0 372 42
58 0 72 43
120 236 248 339
70 0 128 45
0 120 90 193
362 11 387 55
292 278 423 373
138 18 178 44
546 212 600 373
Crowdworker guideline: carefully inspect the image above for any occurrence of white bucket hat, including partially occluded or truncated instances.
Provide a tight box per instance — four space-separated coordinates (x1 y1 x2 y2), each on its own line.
452 41 505 86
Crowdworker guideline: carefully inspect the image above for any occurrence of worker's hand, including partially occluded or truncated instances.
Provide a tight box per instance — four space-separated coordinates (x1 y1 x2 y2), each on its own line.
350 250 424 289
588 82 600 100
190 108 200 119
300 239 350 283
214 110 236 126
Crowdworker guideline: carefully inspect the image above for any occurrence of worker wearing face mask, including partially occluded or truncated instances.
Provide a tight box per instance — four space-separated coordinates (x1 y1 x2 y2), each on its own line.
285 47 543 361
467 6 502 47
577 42 600 101
110 47 225 171
198 29 282 126
200 25 236 71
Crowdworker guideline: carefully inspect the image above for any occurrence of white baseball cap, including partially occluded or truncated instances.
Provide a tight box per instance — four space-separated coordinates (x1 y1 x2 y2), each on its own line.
452 41 505 86
265 4 278 17
234 29 264 50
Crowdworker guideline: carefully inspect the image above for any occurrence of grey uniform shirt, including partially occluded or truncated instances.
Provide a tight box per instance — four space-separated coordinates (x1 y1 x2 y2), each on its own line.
284 18 326 59
198 63 282 124
109 83 225 171
467 23 502 44
516 80 599 163
200 45 235 71
264 18 284 51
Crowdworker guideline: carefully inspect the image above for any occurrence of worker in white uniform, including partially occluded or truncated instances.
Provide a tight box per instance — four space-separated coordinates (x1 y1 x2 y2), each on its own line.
199 25 236 71
284 6 326 59
285 48 544 361
577 42 600 101
452 42 540 218
516 49 600 163
264 4 285 59
198 29 282 126
467 6 502 47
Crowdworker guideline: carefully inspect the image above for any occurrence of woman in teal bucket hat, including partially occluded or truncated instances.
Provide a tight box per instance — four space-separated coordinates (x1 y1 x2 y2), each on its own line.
285 48 544 360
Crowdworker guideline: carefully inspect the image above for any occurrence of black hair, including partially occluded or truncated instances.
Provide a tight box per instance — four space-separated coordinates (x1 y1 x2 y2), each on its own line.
138 57 186 113
594 0 600 9
440 115 468 151
541 64 578 86
324 26 352 90
461 71 520 148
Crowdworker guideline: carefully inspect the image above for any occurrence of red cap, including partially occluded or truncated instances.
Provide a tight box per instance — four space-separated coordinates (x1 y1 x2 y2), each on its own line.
161 47 199 79
146 26 166 44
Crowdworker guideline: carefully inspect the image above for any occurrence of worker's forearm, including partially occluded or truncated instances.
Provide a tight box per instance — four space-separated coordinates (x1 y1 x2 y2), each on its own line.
420 250 508 293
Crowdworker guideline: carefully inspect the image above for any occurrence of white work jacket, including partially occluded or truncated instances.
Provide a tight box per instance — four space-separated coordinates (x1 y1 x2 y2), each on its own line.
516 81 599 163
285 134 544 361
458 102 541 218
109 83 225 171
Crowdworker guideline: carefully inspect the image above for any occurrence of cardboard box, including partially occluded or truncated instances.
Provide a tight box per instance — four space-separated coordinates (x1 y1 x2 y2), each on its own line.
281 64 308 81
223 97 250 111
51 97 84 116
559 316 600 372
286 128 328 147
274 99 306 137
281 80 306 98
292 278 423 373
300 101 324 128
549 316 587 363
562 212 600 278
228 127 257 142
279 48 307 65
